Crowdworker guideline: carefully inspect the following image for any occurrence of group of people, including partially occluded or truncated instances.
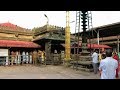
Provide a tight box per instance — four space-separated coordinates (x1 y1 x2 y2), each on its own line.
10 50 45 65
10 51 31 65
91 49 119 79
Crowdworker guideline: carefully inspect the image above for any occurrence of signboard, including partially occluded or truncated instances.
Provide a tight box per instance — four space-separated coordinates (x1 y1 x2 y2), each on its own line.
0 49 8 56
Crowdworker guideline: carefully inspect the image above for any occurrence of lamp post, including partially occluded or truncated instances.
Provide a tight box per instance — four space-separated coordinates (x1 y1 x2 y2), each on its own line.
44 14 49 25
70 21 75 23
70 21 75 33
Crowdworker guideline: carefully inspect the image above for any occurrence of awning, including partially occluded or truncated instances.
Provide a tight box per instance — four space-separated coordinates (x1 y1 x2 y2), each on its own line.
0 40 41 48
87 44 112 49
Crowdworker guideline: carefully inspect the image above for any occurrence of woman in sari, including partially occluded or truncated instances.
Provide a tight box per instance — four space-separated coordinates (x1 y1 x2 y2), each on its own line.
113 51 119 78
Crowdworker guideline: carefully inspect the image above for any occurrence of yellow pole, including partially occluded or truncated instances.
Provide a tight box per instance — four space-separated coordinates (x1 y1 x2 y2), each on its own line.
65 11 71 61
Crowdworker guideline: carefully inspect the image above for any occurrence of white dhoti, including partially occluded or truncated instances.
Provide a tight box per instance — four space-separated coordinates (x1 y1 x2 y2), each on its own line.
26 52 29 64
23 55 26 62
30 55 32 63
14 56 17 64
6 56 8 65
18 55 21 64
22 51 26 63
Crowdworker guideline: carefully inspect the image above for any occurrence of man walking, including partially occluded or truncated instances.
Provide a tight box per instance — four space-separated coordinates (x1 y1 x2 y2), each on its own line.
92 49 99 74
99 49 118 79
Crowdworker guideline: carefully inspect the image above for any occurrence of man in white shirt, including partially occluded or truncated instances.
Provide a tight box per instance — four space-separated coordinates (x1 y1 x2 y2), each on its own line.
92 49 99 74
99 49 118 79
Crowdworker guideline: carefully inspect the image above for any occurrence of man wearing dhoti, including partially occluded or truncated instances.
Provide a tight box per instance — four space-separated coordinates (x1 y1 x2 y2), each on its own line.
29 52 32 64
18 51 21 65
22 51 26 64
33 50 38 65
26 52 29 64
11 51 15 65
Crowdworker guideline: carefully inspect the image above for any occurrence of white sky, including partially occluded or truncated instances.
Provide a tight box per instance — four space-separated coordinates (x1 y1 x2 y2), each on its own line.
0 11 120 33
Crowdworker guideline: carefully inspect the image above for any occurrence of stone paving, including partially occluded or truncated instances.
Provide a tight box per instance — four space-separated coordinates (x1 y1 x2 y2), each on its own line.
0 64 118 79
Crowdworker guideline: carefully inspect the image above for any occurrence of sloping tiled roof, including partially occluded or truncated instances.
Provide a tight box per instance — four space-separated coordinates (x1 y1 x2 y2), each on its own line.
0 22 17 29
86 44 111 49
62 43 111 49
77 43 111 48
0 40 41 48
0 22 31 32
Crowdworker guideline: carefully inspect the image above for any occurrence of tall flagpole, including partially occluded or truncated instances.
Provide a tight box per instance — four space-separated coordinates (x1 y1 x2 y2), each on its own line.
64 11 71 64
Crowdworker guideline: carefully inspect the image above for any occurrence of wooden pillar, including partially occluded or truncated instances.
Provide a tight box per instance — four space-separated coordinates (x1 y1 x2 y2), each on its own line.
102 37 103 45
97 30 99 45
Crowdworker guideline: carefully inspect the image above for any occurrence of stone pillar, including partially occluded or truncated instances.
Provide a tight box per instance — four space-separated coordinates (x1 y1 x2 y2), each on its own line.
45 41 51 63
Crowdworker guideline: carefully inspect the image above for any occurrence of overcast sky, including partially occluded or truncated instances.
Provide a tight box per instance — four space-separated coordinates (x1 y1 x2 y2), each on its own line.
0 11 120 33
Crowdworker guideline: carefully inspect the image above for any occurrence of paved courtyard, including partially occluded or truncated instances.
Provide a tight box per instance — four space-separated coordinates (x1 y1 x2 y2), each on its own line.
0 64 118 79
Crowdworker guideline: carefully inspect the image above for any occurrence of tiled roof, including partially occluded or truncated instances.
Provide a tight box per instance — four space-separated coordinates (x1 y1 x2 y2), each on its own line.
0 22 17 29
87 43 112 49
0 40 41 48
62 43 111 49
0 22 30 31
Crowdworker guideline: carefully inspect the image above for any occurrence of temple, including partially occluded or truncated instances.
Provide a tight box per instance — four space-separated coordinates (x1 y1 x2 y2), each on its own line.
0 22 41 65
